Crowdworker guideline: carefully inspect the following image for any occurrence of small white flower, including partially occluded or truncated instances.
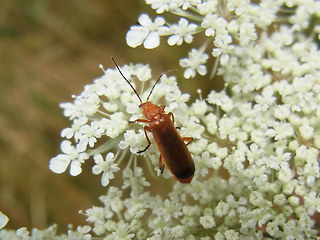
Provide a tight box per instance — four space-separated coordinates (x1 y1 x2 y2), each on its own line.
92 153 120 186
170 225 186 238
204 113 218 135
194 152 212 177
199 215 215 229
207 90 233 112
266 147 291 170
278 163 295 182
273 193 286 206
79 121 104 147
224 229 239 240
191 99 208 115
239 22 257 45
212 34 233 57
167 18 197 46
98 112 128 138
218 116 240 141
299 123 314 140
179 48 209 78
126 14 167 49
146 0 181 14
274 104 291 120
122 167 150 190
153 198 183 222
266 122 294 140
304 191 320 215
111 222 134 239
288 196 299 207
201 14 228 37
49 140 89 176
68 225 92 240
61 117 88 140
60 92 100 120
215 201 230 217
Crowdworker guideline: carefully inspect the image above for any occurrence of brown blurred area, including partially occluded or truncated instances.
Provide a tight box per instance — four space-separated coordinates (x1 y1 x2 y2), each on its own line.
0 0 217 233
0 0 149 232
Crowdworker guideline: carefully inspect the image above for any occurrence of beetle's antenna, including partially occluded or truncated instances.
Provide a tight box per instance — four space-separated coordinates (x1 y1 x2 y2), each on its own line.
112 57 143 104
146 73 163 102
146 68 177 102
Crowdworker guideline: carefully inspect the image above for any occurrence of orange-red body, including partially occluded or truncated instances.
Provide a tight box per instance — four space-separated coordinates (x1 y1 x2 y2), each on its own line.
112 58 195 183
137 102 195 183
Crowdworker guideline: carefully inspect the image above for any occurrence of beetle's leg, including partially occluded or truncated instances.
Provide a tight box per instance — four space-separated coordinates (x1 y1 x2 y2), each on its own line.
168 112 174 123
137 126 151 154
169 112 182 130
182 137 193 146
159 154 165 174
129 118 150 124
168 112 193 145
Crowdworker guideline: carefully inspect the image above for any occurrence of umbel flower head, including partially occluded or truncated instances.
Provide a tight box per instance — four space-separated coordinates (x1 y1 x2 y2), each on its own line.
2 0 320 239
48 63 320 238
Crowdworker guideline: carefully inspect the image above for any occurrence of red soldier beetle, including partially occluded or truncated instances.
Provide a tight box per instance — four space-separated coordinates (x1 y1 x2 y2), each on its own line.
112 58 195 183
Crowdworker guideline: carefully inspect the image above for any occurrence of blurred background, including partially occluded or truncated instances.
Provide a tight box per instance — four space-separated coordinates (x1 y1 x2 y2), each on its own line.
0 0 217 233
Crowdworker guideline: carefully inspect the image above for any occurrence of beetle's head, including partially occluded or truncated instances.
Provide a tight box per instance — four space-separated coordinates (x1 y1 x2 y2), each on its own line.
140 102 165 120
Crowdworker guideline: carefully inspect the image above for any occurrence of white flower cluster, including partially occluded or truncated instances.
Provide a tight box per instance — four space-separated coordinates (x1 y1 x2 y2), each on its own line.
2 0 320 239
127 0 320 80
0 224 92 240
48 62 197 187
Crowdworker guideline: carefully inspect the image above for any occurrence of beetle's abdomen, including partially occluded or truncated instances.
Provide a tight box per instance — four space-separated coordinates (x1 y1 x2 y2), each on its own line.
150 114 195 183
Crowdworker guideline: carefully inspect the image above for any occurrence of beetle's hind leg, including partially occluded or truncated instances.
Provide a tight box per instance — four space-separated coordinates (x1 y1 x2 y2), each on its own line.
137 126 152 154
159 154 165 174
182 137 193 145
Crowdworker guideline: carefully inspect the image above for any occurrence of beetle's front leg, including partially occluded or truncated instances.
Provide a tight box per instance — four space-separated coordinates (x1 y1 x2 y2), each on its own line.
129 118 149 124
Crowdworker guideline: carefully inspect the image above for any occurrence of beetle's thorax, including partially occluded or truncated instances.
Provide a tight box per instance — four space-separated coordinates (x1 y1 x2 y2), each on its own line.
140 102 165 120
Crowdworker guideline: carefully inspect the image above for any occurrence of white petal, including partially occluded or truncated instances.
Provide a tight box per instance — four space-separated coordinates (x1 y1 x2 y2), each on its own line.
212 48 221 57
184 35 193 44
126 27 149 48
0 211 9 229
197 65 207 75
93 154 103 164
184 68 195 79
49 155 70 174
179 18 188 27
154 16 165 26
70 161 82 176
168 35 179 46
118 141 128 149
101 173 110 186
76 139 88 152
60 140 73 154
205 28 215 36
144 31 160 49
88 137 96 147
220 53 230 66
179 58 190 68
138 14 152 27
61 128 73 138
92 165 102 175
105 152 115 161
